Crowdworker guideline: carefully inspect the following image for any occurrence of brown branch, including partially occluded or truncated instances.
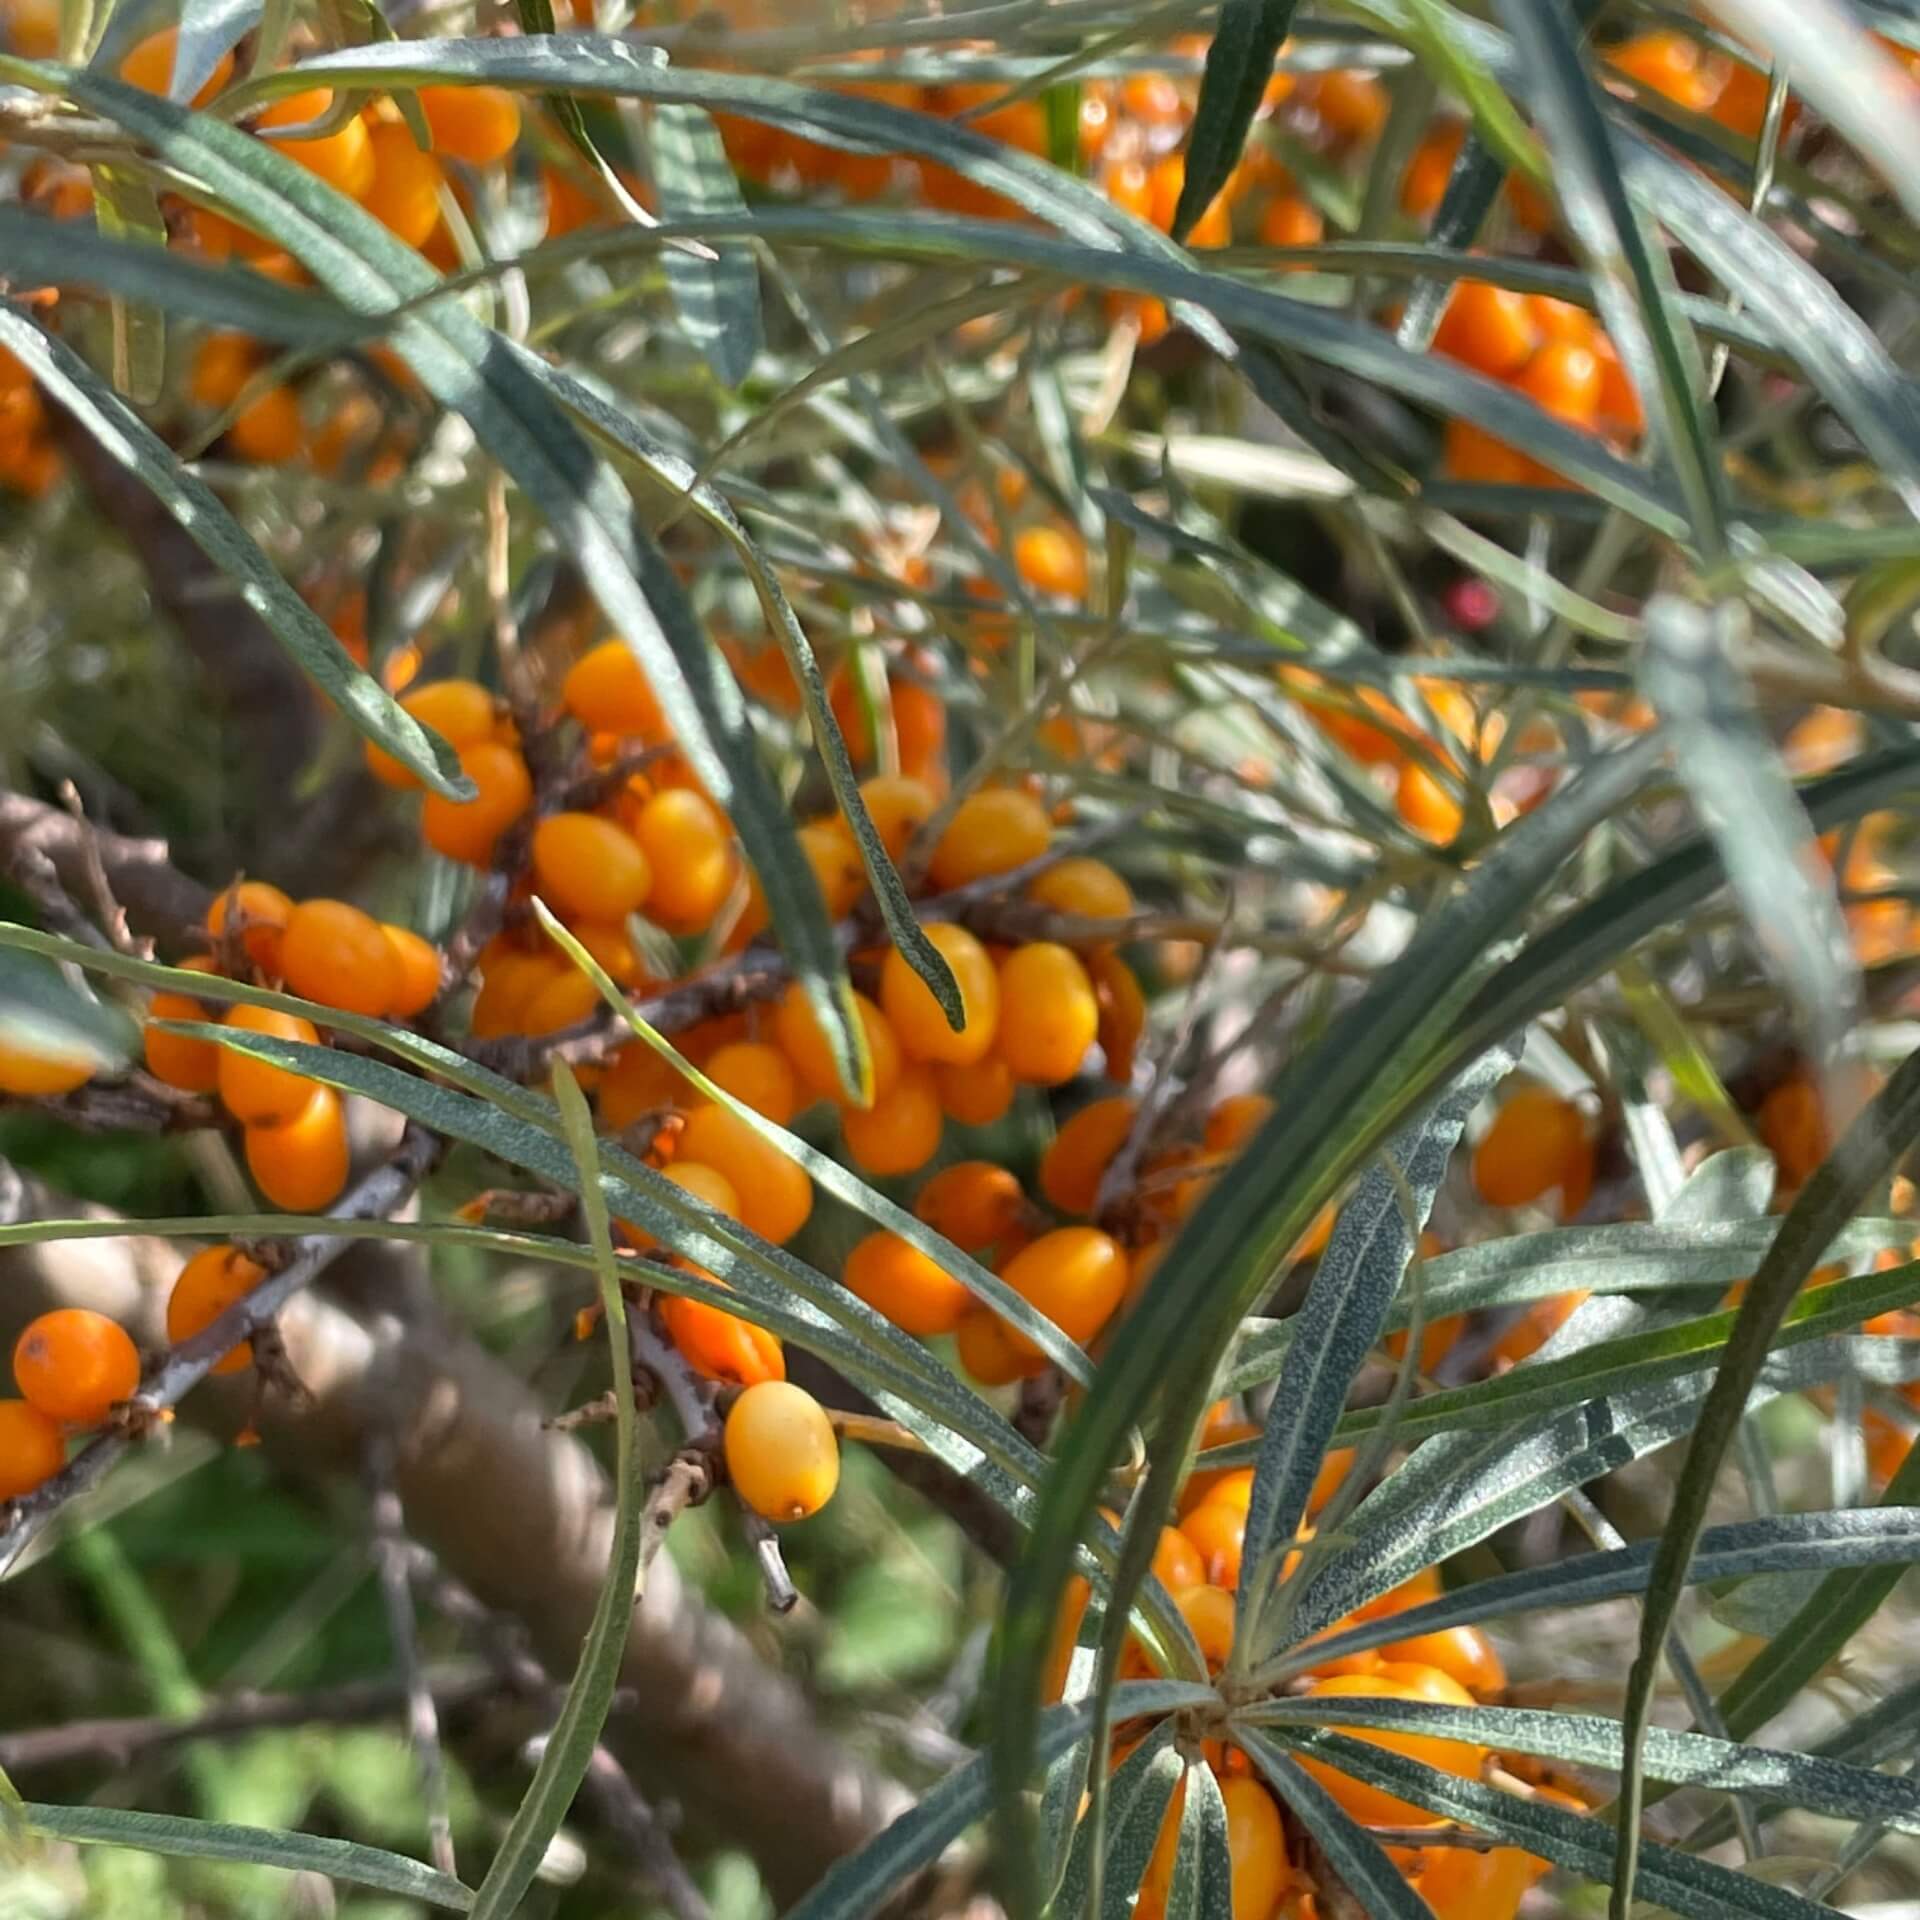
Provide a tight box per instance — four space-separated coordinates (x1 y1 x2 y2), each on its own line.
0 791 210 945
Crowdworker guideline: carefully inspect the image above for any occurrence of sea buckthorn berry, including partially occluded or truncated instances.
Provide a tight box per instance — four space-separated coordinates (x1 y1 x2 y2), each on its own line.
598 1038 691 1129
1027 857 1132 923
570 921 645 988
1179 1500 1246 1587
934 1055 1017 1128
227 383 303 464
1297 1669 1484 1824
0 1034 95 1096
1606 28 1727 112
470 951 559 1040
532 812 653 924
776 985 900 1111
365 679 499 787
422 740 533 865
881 923 999 1067
1432 280 1538 379
1398 760 1464 844
191 332 259 408
119 27 235 106
929 788 1053 891
418 83 522 166
280 898 401 1018
362 120 445 247
626 1160 742 1253
1012 525 1089 600
167 1244 266 1374
660 1295 785 1385
1038 1095 1137 1214
563 637 666 740
13 1309 139 1425
1517 338 1602 426
381 925 442 1017
1526 293 1595 345
850 774 938 862
1259 192 1324 250
995 942 1098 1085
829 667 948 778
1153 1525 1205 1595
1353 1564 1444 1622
1401 121 1464 220
1759 1072 1827 1188
1441 418 1534 486
245 1084 350 1211
703 1041 799 1125
1592 332 1645 439
0 1399 64 1501
207 879 293 972
629 789 735 932
841 1066 944 1178
1000 1225 1128 1359
1379 1624 1506 1697
725 1380 839 1522
519 967 600 1037
1204 1093 1274 1157
216 1004 320 1125
1472 1085 1590 1212
914 1160 1024 1251
1176 1582 1237 1670
1306 68 1388 143
1219 1779 1289 1920
956 1305 1038 1385
145 961 223 1093
258 89 375 198
677 1104 813 1245
844 1229 971 1337
1089 951 1145 1083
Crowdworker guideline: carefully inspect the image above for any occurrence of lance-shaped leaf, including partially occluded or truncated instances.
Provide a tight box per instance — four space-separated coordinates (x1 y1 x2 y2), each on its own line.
1172 1 1302 243
648 103 763 388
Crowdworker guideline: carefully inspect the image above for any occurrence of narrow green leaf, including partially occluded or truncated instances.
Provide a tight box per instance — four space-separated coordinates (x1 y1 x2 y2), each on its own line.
648 103 762 388
469 1065 643 1920
1172 1 1302 244
0 948 134 1071
0 306 468 800
24 1803 472 1909
1612 1047 1920 1918
1056 1724 1180 1920
170 0 260 103
1167 1752 1231 1920
89 167 166 404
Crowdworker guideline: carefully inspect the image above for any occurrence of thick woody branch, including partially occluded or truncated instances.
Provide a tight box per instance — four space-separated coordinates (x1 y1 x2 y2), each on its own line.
0 792 210 945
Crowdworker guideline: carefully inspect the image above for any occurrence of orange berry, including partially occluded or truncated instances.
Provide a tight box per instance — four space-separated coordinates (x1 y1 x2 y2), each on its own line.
1517 339 1602 426
955 1305 1038 1384
1401 122 1464 220
13 1309 139 1425
190 332 260 409
0 1399 64 1501
280 898 401 1018
995 942 1098 1085
1759 1073 1828 1188
518 967 599 1037
1525 293 1595 345
1378 1625 1506 1697
245 1083 350 1211
145 962 224 1093
1442 419 1534 486
422 741 533 865
850 773 938 862
934 1054 1017 1128
840 1066 944 1177
703 1041 799 1125
1038 1095 1137 1214
1397 760 1464 844
629 790 734 931
1153 1526 1206 1595
119 27 232 106
1472 1085 1590 1212
1258 191 1323 250
829 666 948 777
930 789 1054 892
1013 524 1089 599
1490 1291 1588 1370
1179 1421 1259 1516
206 880 292 973
570 920 645 988
880 923 1000 1068
1605 29 1727 112
1120 71 1185 126
844 1229 971 1337
1296 1669 1483 1825
914 1160 1024 1250
1432 280 1538 379
418 83 522 167
1306 69 1387 143
1179 1500 1247 1587
660 1294 785 1386
227 384 303 464
362 120 444 246
216 1004 320 1125
563 637 665 741
1592 332 1645 440
531 812 654 924
776 984 901 1110
258 89 375 198
725 1380 838 1521
1176 1581 1237 1670
999 1225 1128 1359
626 1159 741 1252
677 1103 813 1245
0 1034 94 1096
1090 951 1145 1083
1219 1779 1289 1920
469 951 559 1039
1105 158 1154 223
1204 1094 1274 1157
380 925 442 1017
167 1244 265 1374
363 678 500 788
1027 857 1132 923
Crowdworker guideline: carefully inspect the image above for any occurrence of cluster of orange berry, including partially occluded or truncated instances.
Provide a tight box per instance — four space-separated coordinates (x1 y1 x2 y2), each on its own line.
1049 1423 1574 1920
0 341 61 498
0 1308 140 1500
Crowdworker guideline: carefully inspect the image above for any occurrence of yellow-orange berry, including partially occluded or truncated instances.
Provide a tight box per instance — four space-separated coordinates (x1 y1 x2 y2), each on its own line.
677 1104 813 1245
928 789 1052 891
519 967 599 1037
190 332 260 409
418 84 522 166
703 1041 799 1125
207 879 293 973
850 773 938 862
258 89 375 199
840 1066 944 1178
119 27 233 106
775 984 900 1110
629 789 734 931
880 922 999 1067
725 1380 839 1521
1013 524 1089 600
1472 1085 1590 1213
167 1244 265 1374
1759 1073 1828 1189
660 1294 785 1385
1204 1093 1274 1157
1378 1624 1506 1697
843 1229 971 1336
914 1160 1024 1251
1178 1501 1247 1588
216 1004 320 1125
1038 1095 1137 1214
563 638 665 740
280 897 401 1018
955 1305 1038 1385
1000 1225 1128 1359
422 740 533 865
13 1309 139 1425
995 942 1098 1085
1176 1581 1238 1670
531 812 653 924
0 1399 64 1501
0 1035 95 1096
381 925 442 1017
145 962 224 1093
934 1054 1017 1128
362 119 445 247
365 678 499 788
1432 280 1539 380
1219 1780 1289 1920
1296 1669 1483 1825
626 1159 741 1252
245 1084 350 1211
1028 856 1132 922
227 383 303 464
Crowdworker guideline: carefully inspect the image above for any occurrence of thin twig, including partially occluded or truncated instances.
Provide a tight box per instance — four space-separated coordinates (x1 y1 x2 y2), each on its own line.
57 781 138 955
740 1511 799 1615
